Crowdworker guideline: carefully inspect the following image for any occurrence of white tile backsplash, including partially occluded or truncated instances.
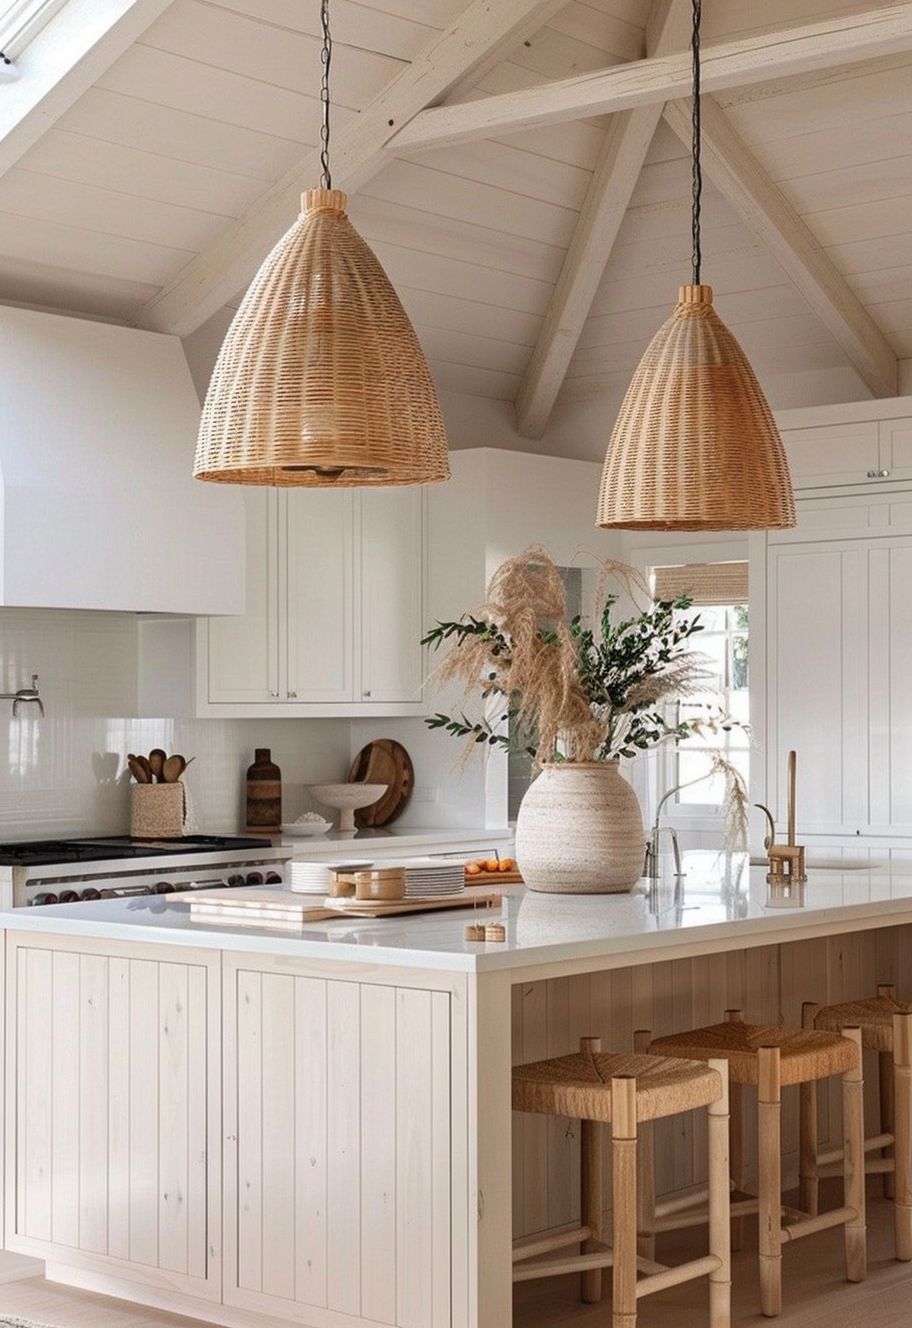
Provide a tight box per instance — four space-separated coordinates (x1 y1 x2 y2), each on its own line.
0 609 355 837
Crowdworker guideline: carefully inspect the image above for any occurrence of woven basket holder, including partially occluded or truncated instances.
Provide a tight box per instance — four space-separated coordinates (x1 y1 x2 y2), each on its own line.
130 783 184 838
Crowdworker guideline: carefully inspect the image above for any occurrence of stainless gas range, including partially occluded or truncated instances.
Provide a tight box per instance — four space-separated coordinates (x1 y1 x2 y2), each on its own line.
0 835 293 909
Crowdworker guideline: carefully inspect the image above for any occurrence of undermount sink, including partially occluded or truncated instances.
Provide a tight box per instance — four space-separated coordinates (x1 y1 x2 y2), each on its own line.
749 856 878 871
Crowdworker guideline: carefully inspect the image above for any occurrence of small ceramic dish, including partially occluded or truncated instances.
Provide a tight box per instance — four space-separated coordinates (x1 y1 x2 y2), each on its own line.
281 819 333 837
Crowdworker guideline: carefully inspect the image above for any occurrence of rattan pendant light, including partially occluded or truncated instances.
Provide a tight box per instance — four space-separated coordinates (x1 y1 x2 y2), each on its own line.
595 0 795 531
194 0 449 487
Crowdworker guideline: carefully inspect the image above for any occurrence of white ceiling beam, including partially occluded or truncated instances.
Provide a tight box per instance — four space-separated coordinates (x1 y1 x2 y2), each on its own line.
137 0 567 336
393 3 912 153
0 0 175 177
664 96 898 398
515 0 693 440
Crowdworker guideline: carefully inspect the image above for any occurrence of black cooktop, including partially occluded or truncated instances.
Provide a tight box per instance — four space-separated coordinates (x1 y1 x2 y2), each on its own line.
0 835 273 866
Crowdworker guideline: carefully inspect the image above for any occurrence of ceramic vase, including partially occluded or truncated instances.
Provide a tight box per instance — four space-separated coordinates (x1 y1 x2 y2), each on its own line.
514 760 645 893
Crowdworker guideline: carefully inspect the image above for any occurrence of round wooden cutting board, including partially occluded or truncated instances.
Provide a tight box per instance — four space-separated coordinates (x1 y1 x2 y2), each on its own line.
348 739 415 827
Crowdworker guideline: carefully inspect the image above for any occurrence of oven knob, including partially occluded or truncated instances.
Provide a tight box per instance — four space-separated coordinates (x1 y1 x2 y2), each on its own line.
32 892 59 906
152 881 175 894
227 874 246 887
80 887 101 901
245 871 264 885
58 889 80 904
266 871 282 884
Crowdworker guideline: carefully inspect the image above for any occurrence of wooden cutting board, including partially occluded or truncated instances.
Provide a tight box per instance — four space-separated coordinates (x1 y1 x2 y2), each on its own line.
465 868 523 884
349 738 414 826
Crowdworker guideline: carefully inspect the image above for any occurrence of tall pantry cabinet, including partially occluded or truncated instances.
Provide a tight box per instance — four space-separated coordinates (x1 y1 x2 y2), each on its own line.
756 404 912 850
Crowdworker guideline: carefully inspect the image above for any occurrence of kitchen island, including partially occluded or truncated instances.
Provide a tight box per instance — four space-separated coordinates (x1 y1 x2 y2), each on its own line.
3 852 912 1328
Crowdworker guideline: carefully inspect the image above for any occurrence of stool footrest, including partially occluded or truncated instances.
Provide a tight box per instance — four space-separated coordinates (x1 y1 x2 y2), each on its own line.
636 1255 724 1301
781 1205 860 1242
512 1242 613 1283
512 1225 593 1261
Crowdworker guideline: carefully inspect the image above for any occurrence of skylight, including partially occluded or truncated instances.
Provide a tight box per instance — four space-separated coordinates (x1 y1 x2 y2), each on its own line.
0 0 68 62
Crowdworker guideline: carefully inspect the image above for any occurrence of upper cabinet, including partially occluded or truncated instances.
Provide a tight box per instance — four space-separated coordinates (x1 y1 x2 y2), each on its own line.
196 486 426 717
781 409 912 492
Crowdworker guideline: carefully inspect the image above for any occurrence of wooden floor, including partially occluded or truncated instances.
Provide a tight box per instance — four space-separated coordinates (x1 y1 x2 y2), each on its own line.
0 1188 910 1328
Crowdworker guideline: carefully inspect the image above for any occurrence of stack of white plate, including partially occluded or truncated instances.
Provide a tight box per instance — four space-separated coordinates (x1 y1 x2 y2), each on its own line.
288 859 373 895
396 858 466 898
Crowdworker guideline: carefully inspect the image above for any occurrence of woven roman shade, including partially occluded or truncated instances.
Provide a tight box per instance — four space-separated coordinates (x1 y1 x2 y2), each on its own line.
595 286 796 532
653 560 748 606
194 189 450 487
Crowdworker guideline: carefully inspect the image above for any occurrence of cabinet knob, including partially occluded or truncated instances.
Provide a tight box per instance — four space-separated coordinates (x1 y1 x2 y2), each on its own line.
866 468 891 478
363 689 371 698
287 691 297 699
269 691 279 698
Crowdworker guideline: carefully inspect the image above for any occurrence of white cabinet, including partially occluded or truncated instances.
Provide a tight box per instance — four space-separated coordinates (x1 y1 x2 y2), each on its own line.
223 955 455 1325
198 486 426 716
763 496 912 841
4 933 220 1301
783 417 912 490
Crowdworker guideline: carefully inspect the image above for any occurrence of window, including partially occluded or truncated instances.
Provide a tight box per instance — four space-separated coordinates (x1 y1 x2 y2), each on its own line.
652 562 749 809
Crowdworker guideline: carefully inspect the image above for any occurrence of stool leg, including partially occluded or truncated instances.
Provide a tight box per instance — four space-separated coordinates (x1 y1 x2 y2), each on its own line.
633 1030 655 1263
581 1117 603 1302
799 1002 820 1215
611 1075 638 1328
893 1012 912 1261
707 1059 732 1328
758 1045 782 1318
841 1025 866 1284
725 1010 745 1252
580 1036 604 1302
879 985 897 1199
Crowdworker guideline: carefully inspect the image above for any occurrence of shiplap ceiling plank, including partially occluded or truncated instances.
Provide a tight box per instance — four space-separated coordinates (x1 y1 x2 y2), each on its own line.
0 0 176 176
394 4 912 152
662 95 898 396
138 0 570 335
515 0 693 440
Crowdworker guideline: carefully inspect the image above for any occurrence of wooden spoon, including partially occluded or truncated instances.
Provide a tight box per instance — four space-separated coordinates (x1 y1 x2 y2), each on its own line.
127 754 152 783
148 748 166 782
162 754 186 783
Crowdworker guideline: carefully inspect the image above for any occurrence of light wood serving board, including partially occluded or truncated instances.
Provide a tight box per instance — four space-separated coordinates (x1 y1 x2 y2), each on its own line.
174 886 502 923
464 868 523 884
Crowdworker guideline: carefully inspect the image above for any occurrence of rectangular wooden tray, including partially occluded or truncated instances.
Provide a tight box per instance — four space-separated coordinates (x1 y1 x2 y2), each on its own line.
464 868 523 884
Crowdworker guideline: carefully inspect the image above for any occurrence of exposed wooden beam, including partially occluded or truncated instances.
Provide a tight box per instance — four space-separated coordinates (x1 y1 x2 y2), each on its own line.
515 0 693 440
137 0 567 336
0 0 175 177
663 96 898 398
392 4 912 153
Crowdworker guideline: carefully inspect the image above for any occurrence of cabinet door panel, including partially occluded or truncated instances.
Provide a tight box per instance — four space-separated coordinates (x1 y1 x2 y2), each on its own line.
784 421 878 489
286 490 355 702
206 488 280 703
226 967 452 1326
768 544 866 834
9 939 216 1295
359 489 425 703
870 542 912 832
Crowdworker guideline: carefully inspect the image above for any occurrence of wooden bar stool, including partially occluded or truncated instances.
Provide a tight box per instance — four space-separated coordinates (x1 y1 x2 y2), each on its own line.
512 1036 731 1328
800 986 912 1260
648 1012 865 1318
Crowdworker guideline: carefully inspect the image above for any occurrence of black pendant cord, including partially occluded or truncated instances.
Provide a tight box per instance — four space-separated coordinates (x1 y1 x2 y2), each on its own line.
320 0 332 189
691 0 702 286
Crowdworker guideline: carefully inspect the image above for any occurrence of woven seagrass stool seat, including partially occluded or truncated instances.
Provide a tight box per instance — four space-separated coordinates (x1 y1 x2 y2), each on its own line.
512 1036 731 1328
800 986 912 1260
648 1012 865 1318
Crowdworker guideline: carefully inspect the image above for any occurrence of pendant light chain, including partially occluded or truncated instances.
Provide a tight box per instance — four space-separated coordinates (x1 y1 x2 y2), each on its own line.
691 0 702 286
319 0 332 189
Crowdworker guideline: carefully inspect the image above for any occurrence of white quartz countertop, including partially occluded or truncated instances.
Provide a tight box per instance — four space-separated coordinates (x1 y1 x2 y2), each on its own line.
4 852 912 975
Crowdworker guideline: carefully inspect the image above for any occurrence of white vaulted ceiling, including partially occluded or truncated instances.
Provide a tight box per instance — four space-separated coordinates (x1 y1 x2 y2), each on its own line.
1 0 912 462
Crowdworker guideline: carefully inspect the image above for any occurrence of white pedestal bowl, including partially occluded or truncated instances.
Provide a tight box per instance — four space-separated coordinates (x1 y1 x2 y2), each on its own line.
306 783 388 833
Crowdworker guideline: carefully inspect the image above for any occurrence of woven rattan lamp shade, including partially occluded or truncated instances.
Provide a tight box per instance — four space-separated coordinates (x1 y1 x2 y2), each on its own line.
596 285 796 531
194 189 450 486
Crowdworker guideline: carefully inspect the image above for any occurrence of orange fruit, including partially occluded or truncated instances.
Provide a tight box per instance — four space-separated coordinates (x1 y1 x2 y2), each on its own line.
498 858 514 872
465 861 482 875
484 859 500 872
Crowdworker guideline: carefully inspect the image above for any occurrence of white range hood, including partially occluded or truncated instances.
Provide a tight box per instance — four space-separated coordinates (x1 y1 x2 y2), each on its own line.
0 304 245 613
